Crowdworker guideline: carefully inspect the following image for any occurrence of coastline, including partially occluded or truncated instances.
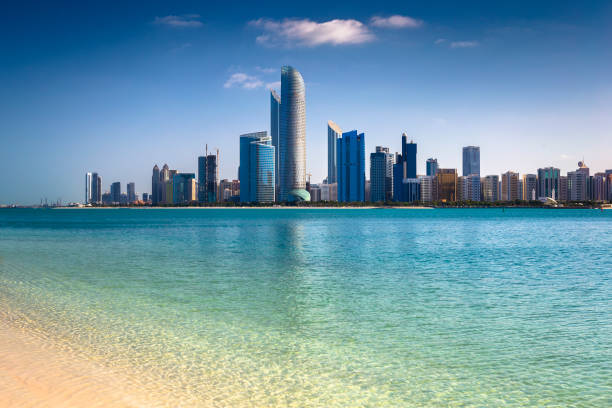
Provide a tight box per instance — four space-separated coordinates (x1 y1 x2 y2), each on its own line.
53 206 434 210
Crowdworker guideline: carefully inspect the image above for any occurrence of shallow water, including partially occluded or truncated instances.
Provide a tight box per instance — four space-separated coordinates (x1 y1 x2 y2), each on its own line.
0 208 610 406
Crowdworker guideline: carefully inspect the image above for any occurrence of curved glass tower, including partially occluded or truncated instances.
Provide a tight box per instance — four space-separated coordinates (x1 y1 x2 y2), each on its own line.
279 66 308 202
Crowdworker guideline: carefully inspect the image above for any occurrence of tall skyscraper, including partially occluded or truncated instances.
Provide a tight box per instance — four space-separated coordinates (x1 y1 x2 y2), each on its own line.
537 167 560 200
462 146 481 177
522 174 538 201
436 169 457 201
239 131 275 203
198 151 219 203
85 172 92 204
279 66 308 202
327 120 342 184
393 133 417 201
501 171 520 201
110 182 121 204
402 133 417 179
370 146 394 202
91 173 101 204
337 130 365 202
426 158 438 176
270 89 281 194
127 182 136 203
152 165 160 205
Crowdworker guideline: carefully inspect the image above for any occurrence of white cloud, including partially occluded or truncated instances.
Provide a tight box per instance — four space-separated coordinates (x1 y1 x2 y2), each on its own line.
434 38 447 45
266 81 281 90
450 40 479 48
256 66 276 74
370 15 423 29
560 154 571 159
224 73 264 90
153 14 203 28
250 18 374 47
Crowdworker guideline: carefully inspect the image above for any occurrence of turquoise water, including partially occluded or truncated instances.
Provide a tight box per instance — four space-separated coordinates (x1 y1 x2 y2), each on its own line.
0 208 610 406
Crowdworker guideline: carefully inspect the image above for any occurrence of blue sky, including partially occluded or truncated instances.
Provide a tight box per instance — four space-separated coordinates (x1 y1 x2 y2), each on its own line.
1 0 611 204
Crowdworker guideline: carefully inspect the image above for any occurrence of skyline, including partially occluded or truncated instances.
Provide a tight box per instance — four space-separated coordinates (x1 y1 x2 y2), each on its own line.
2 1 612 204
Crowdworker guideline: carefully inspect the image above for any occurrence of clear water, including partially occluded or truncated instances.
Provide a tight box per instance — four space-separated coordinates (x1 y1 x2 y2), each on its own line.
0 208 610 406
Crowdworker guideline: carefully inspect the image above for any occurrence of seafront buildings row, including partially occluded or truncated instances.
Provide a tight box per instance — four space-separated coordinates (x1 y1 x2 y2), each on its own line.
85 65 612 205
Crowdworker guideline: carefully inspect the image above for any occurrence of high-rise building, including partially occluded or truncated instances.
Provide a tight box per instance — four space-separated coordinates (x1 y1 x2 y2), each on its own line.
522 174 538 201
270 90 281 194
152 165 160 205
337 130 366 202
419 175 437 202
501 171 519 201
279 66 308 202
568 161 590 201
327 120 342 185
142 193 149 202
127 182 136 203
593 173 606 201
198 152 219 203
369 146 394 202
559 176 568 201
402 178 421 202
239 132 275 203
402 134 417 179
606 170 612 202
110 182 121 204
458 174 480 201
436 169 457 201
481 175 499 202
537 167 560 200
172 173 196 204
85 172 92 204
91 173 101 204
320 182 338 202
426 158 438 176
462 146 480 177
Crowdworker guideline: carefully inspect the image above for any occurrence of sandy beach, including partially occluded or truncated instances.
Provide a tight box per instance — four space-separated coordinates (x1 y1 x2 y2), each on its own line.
0 318 156 408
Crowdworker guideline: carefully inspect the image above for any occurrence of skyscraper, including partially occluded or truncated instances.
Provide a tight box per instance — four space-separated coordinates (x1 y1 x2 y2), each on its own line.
462 146 480 177
501 171 520 201
270 89 281 194
568 161 590 201
337 130 365 202
279 66 308 202
426 158 438 176
110 182 121 204
198 151 219 203
369 146 394 202
419 175 437 202
127 182 136 203
91 173 101 204
239 131 275 203
172 173 196 204
327 120 342 184
152 165 160 205
402 133 417 179
537 167 560 200
85 172 92 204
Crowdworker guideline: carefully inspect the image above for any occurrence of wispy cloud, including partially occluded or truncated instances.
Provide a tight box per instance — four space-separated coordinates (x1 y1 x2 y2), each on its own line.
266 81 281 90
370 15 423 29
450 40 479 48
250 18 374 47
434 38 447 45
153 14 203 28
256 66 276 74
224 73 264 90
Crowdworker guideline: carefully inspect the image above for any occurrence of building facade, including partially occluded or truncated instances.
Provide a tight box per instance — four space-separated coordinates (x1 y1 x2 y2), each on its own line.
198 153 218 203
501 171 520 201
522 174 538 201
419 175 437 202
279 66 308 202
270 89 281 195
127 182 136 203
239 131 275 203
537 167 560 200
337 130 365 202
85 173 92 204
481 175 500 202
462 146 480 177
369 146 394 202
110 182 121 204
426 158 438 176
172 173 196 204
436 169 457 202
327 120 342 185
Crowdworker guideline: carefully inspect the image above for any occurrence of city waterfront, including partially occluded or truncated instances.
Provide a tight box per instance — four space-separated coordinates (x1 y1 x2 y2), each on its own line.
1 208 610 407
